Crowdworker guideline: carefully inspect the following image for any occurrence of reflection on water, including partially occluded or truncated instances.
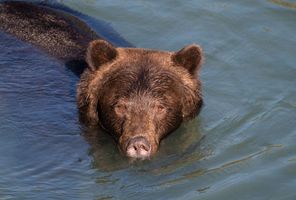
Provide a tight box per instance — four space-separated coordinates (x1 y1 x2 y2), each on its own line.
1 0 296 199
81 118 205 172
269 0 296 9
157 144 283 187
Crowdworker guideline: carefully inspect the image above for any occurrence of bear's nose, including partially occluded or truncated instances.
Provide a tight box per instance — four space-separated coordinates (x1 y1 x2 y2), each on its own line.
126 136 151 159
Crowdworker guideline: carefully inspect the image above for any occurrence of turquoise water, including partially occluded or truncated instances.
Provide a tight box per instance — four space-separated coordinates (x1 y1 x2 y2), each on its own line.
0 0 296 199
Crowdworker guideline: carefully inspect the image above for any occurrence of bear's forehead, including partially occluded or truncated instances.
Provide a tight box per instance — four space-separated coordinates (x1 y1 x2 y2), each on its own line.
107 53 181 86
89 47 194 100
114 47 192 82
111 48 180 78
116 47 172 64
96 47 193 94
105 64 181 91
101 50 182 98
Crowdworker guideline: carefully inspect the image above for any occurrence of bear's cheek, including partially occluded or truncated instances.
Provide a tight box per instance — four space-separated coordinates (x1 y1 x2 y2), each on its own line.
155 109 183 138
97 105 124 138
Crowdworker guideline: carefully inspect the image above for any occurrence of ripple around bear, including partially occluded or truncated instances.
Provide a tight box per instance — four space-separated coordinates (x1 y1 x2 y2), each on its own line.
0 1 203 159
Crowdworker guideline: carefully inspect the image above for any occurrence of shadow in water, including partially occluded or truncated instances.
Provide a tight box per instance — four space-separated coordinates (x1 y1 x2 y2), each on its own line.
81 125 131 172
65 59 88 77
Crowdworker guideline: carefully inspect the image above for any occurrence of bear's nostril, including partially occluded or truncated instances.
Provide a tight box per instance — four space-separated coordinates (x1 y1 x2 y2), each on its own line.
140 144 149 151
126 136 151 159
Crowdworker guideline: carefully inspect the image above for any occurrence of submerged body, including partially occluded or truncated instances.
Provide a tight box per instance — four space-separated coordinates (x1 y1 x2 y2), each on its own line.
0 1 203 159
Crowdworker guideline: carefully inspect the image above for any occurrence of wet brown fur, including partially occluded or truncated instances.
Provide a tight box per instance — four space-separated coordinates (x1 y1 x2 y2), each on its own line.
77 40 203 156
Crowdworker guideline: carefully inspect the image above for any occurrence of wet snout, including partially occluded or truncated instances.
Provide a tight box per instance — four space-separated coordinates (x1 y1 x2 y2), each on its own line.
126 136 151 159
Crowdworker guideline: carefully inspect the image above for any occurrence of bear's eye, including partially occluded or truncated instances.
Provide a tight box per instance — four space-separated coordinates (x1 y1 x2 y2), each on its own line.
156 105 165 113
114 104 127 116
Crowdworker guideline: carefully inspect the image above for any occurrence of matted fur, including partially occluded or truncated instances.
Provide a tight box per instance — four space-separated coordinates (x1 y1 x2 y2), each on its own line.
77 42 203 156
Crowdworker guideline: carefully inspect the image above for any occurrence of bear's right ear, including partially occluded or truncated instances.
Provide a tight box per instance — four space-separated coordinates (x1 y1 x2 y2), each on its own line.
172 44 203 75
86 40 118 71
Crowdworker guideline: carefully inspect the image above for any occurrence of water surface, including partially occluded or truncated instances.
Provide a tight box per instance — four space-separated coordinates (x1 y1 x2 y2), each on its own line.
0 0 296 199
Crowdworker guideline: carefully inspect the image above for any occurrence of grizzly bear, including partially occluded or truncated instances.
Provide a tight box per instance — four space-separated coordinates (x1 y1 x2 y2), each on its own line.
0 1 203 159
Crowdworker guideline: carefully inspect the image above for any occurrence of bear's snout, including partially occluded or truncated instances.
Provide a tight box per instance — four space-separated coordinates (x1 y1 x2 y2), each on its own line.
126 136 151 159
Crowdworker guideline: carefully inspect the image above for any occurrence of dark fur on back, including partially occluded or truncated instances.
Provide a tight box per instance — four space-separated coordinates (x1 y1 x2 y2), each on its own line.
0 1 131 75
0 1 97 60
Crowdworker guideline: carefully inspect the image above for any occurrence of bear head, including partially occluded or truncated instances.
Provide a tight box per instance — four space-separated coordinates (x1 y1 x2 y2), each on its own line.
77 40 203 160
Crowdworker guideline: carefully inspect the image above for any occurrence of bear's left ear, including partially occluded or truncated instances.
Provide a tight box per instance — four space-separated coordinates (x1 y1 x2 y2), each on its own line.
86 40 118 71
172 44 203 75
